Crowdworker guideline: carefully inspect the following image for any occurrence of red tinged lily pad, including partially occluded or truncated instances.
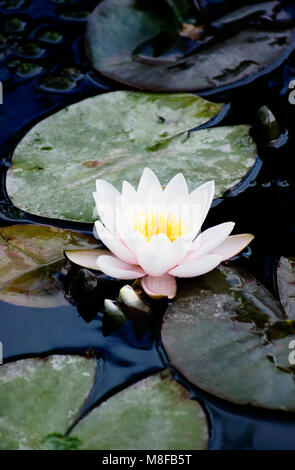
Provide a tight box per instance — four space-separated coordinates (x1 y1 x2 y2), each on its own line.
0 225 98 307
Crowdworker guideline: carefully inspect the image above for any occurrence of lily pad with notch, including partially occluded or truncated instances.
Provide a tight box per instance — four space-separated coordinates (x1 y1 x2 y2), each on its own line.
162 262 295 411
6 91 256 222
86 0 295 93
68 369 209 450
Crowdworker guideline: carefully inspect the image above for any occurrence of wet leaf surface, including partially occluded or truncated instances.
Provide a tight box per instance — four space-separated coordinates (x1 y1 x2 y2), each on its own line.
162 264 295 411
277 256 295 320
0 224 98 307
86 0 295 92
6 91 256 222
70 369 209 450
0 355 96 450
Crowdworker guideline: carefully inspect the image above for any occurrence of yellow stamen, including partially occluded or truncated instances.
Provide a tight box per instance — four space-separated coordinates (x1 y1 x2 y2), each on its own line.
132 211 187 242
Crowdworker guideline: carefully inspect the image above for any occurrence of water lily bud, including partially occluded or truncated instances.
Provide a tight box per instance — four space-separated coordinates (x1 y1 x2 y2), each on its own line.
104 299 126 324
255 106 280 144
119 285 151 314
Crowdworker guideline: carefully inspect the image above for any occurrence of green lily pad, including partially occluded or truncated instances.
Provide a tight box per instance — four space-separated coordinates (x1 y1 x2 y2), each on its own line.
86 0 295 92
162 263 295 411
277 256 295 320
0 224 98 307
69 370 208 450
6 91 256 223
0 355 96 450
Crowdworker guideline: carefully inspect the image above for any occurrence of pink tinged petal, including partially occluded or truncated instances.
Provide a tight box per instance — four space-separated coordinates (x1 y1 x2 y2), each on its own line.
136 235 175 277
169 254 223 278
115 209 146 252
189 180 215 226
211 234 254 260
169 232 194 264
94 180 122 233
65 249 108 270
135 233 190 277
97 255 145 280
93 192 118 234
164 173 189 204
95 221 138 265
141 274 177 300
137 167 162 202
185 222 235 263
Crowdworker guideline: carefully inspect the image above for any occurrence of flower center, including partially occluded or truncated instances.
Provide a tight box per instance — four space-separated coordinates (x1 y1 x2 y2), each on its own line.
132 211 187 242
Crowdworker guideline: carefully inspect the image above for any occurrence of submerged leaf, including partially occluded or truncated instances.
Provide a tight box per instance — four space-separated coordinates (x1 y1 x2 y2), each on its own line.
70 370 208 450
162 264 295 411
0 355 96 450
0 225 98 307
86 0 295 92
6 91 256 222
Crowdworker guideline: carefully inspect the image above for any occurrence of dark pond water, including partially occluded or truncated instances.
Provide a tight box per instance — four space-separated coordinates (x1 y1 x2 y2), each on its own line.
1 0 295 450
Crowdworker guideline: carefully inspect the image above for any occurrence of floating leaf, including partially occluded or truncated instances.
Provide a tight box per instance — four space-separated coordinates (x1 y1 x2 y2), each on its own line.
6 91 256 222
277 256 295 320
86 0 295 92
0 225 98 307
69 370 208 450
162 264 295 411
0 355 96 450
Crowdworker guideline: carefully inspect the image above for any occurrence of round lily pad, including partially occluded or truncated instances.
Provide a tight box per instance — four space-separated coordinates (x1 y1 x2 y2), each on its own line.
0 355 97 450
69 370 208 450
162 263 295 411
6 91 256 223
0 224 98 307
86 0 295 92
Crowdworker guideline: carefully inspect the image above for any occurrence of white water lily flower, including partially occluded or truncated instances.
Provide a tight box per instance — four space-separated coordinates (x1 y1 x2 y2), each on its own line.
67 168 254 299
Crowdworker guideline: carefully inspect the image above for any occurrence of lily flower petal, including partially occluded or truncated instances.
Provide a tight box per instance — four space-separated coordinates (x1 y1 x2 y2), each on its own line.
65 249 108 270
185 221 235 262
169 254 223 278
189 180 215 226
164 173 189 204
141 274 177 299
95 178 120 203
211 233 254 260
135 233 191 277
137 167 162 201
121 180 138 210
97 255 146 279
70 169 254 301
93 192 118 235
95 221 138 265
